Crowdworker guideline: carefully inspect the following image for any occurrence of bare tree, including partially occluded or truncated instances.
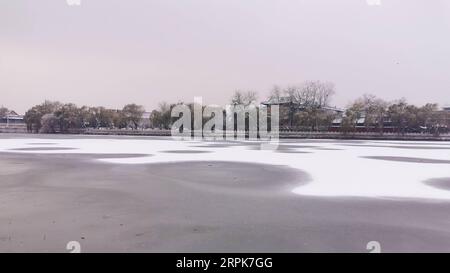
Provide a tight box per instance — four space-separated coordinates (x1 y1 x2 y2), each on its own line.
341 100 365 133
24 101 62 133
346 94 389 133
292 81 336 130
231 90 258 106
149 102 173 129
0 107 8 119
268 85 282 102
281 86 300 127
122 104 145 130
39 114 59 133
264 82 336 129
295 81 335 108
387 99 409 134
54 103 83 132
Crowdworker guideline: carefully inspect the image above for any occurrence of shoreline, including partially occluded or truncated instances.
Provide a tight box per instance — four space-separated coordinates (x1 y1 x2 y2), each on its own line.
1 130 450 141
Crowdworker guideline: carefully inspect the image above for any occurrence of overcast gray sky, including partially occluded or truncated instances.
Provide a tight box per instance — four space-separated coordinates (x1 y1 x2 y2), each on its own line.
1 0 450 113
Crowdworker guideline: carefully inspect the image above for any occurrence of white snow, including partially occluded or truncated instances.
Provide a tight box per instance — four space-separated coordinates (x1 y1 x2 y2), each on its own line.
1 137 450 201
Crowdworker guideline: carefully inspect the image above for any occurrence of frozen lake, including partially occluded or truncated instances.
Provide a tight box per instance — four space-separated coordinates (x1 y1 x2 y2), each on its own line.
1 135 450 252
1 135 450 200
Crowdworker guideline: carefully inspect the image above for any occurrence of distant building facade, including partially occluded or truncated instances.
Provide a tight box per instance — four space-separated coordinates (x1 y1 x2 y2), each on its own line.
0 110 25 125
0 110 26 133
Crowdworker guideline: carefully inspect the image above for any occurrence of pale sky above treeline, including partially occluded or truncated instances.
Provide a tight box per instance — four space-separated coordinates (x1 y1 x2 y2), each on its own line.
1 0 450 113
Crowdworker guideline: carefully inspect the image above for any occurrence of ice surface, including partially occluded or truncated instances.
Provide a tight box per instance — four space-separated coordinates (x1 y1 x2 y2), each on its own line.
1 137 450 200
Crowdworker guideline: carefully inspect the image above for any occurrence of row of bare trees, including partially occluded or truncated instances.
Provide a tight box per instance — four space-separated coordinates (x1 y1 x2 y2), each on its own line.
229 82 448 134
146 81 338 132
24 101 145 133
18 80 450 134
343 95 447 134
